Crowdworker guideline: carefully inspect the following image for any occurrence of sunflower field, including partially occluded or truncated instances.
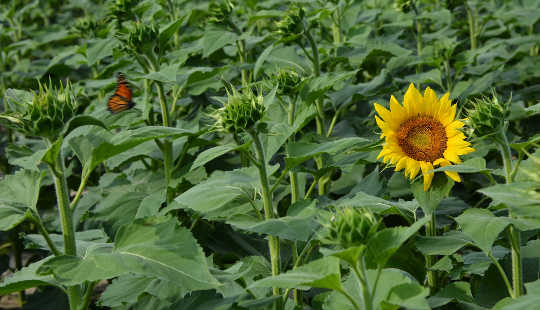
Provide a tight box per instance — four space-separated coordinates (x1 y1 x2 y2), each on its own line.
0 0 539 309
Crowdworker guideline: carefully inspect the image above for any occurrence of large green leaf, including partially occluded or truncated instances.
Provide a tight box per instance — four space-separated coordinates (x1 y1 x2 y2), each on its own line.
0 170 44 230
366 216 430 267
478 182 540 218
454 208 511 254
286 137 371 169
201 29 238 57
250 256 342 291
227 200 321 241
412 174 454 216
169 168 257 216
38 218 220 291
0 257 60 295
415 231 472 256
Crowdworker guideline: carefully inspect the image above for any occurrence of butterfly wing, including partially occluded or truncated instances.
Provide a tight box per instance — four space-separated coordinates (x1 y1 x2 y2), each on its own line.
107 73 134 113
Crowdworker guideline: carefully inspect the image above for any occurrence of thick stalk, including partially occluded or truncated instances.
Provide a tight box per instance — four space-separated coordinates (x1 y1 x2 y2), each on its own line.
497 128 522 297
352 259 372 310
287 97 301 306
466 4 477 50
77 281 97 310
415 17 423 79
156 82 174 203
248 130 282 310
49 145 81 309
425 212 437 291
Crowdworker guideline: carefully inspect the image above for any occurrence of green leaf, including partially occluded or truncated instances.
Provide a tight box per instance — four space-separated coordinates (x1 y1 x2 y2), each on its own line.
300 71 357 103
86 38 117 66
433 157 490 173
41 137 63 169
412 174 454 215
254 43 274 79
286 137 371 169
0 170 45 230
0 257 60 295
169 168 256 216
429 281 475 308
38 218 220 290
249 256 342 291
454 208 511 254
159 18 184 49
82 126 194 179
366 216 430 268
228 201 321 241
478 182 540 214
202 30 238 57
60 115 108 138
416 231 472 255
190 143 246 172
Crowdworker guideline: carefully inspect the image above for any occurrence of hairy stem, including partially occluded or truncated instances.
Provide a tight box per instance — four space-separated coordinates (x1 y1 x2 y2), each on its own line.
48 142 81 309
425 212 438 291
497 127 522 297
248 130 282 310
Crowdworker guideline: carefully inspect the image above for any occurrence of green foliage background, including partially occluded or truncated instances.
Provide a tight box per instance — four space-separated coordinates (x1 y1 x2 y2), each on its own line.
0 0 539 309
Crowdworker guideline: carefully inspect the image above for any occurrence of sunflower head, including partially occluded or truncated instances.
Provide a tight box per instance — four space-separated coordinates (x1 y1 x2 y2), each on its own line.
374 83 474 191
466 92 509 138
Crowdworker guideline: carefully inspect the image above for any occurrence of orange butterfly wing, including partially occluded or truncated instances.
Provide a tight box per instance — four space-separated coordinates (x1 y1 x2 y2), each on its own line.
107 73 134 113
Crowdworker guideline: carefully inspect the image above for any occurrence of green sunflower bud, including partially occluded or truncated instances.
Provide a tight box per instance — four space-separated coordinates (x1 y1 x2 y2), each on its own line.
72 17 99 38
274 69 302 97
110 0 140 24
216 87 265 135
323 207 380 248
466 91 509 138
208 1 234 25
125 23 159 56
1 80 78 141
394 0 413 12
275 5 305 43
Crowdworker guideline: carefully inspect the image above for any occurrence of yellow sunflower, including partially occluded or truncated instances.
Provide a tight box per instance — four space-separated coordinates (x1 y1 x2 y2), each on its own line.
374 83 475 190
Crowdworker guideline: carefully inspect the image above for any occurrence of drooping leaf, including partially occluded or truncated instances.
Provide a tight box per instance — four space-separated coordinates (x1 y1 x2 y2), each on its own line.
38 218 220 292
454 208 511 254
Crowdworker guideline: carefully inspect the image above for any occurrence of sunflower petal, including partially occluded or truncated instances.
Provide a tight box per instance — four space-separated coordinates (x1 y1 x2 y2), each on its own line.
403 83 423 117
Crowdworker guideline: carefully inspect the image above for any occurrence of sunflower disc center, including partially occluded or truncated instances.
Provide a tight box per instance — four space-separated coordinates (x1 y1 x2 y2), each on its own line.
397 116 447 162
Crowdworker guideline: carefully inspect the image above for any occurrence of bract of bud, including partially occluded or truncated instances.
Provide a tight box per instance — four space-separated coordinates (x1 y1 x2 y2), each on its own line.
215 87 265 135
110 0 140 24
275 69 302 97
208 1 234 25
72 17 100 38
322 207 380 249
394 0 413 12
15 81 78 140
125 23 159 56
466 92 509 138
275 6 305 43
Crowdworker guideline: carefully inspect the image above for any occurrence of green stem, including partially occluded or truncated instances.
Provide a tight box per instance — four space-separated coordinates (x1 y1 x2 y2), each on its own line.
497 128 522 297
415 17 423 78
33 217 61 256
352 259 372 310
48 142 81 309
70 173 90 210
248 130 282 310
337 288 362 310
77 281 97 310
156 82 174 203
425 212 438 291
488 252 514 298
466 4 477 50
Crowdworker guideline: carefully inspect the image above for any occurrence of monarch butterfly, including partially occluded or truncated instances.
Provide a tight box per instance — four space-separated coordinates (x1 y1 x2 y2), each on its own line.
107 73 135 113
